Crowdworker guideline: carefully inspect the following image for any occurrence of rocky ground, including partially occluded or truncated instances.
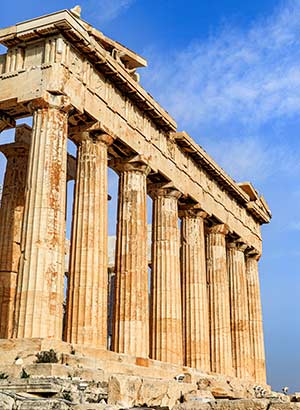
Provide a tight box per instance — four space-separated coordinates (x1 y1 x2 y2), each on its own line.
0 376 299 410
0 343 298 410
1 393 300 410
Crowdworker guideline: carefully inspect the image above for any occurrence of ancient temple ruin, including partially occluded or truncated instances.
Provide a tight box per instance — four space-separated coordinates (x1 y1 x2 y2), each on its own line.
0 8 274 408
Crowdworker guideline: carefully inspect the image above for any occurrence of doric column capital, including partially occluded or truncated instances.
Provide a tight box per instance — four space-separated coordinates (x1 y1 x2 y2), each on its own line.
207 223 229 236
179 204 209 219
28 94 72 113
79 131 115 147
246 250 261 261
227 240 248 253
92 132 115 146
110 155 151 175
148 182 182 200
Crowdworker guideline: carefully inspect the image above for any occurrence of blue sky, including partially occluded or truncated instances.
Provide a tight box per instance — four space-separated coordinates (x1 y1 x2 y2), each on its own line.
0 0 300 392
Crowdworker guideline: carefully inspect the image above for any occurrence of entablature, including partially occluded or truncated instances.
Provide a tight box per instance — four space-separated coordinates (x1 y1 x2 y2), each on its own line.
0 9 175 132
0 9 272 252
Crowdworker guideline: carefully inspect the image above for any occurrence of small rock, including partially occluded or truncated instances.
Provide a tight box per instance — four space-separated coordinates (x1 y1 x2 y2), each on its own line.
292 393 300 402
184 390 214 403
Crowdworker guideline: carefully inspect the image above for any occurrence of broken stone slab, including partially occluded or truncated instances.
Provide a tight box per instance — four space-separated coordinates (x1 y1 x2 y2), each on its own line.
175 399 270 410
17 399 71 409
183 389 215 403
107 374 198 409
269 404 300 409
73 405 117 410
210 399 270 409
107 375 142 408
0 378 61 395
0 392 14 410
174 403 211 410
267 392 290 402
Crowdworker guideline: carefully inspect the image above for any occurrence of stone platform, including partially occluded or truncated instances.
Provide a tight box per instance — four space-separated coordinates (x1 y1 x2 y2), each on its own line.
0 338 288 410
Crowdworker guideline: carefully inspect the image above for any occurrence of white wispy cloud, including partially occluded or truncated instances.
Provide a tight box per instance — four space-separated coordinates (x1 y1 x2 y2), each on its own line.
204 133 300 183
83 0 135 24
140 1 300 184
142 0 300 128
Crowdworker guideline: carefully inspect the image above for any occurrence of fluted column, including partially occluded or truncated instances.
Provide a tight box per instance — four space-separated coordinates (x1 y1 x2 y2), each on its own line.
246 253 266 384
0 126 30 338
227 241 251 379
149 185 182 365
180 207 210 370
207 224 233 375
65 132 113 347
13 95 71 339
112 157 150 358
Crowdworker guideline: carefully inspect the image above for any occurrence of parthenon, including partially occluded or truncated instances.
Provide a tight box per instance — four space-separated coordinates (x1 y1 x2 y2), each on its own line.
0 8 273 408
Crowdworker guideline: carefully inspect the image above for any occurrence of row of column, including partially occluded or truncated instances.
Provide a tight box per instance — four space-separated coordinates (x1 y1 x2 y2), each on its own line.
0 99 266 384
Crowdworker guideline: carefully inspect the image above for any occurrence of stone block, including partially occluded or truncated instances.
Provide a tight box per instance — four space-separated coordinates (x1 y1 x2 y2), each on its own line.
0 365 22 378
135 357 149 367
137 379 197 408
107 375 142 408
24 364 71 378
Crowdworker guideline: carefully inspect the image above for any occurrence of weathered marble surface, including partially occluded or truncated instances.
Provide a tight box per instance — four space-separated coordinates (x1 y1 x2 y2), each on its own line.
0 7 271 394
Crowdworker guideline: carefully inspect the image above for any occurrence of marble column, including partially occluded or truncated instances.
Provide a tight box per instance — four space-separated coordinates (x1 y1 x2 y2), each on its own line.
206 224 233 375
112 157 150 358
180 207 210 370
0 126 30 338
149 185 183 365
65 132 113 348
227 241 251 379
13 95 70 339
246 254 266 384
